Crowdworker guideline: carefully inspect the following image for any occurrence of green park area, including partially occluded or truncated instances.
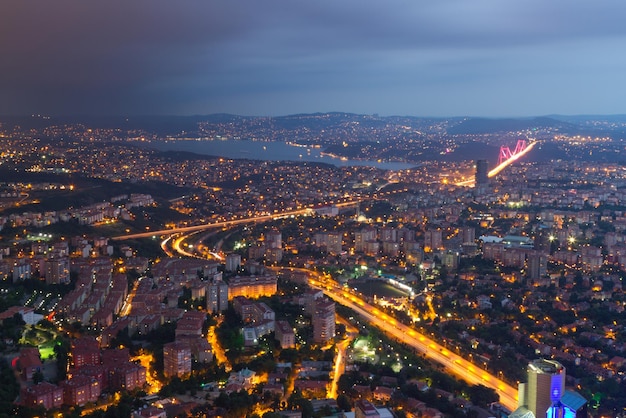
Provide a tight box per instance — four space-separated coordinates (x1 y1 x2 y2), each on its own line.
351 337 378 363
38 341 57 360
350 334 406 373
19 323 60 360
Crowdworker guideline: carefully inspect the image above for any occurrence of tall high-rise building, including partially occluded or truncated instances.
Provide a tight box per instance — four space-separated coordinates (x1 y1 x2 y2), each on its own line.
313 298 335 344
265 229 282 249
526 359 565 418
512 359 587 418
476 159 489 185
227 275 277 300
206 280 229 313
225 253 242 272
527 251 548 281
355 227 377 253
379 226 398 243
163 341 191 378
274 320 295 349
461 227 476 244
326 232 343 255
44 257 71 284
424 229 443 252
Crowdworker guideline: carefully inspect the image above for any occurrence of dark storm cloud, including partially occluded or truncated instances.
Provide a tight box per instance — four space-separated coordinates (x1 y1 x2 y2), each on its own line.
2 0 626 116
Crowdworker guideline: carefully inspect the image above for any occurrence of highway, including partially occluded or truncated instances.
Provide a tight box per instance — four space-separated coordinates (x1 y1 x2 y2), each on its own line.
487 140 537 178
111 207 315 240
112 196 389 241
456 140 537 187
160 216 521 410
306 274 519 411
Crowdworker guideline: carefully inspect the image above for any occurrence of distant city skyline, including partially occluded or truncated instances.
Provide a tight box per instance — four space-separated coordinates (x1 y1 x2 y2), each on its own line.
2 1 626 117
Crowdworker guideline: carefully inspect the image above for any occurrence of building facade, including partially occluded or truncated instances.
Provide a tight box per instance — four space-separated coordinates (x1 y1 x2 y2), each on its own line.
512 359 587 418
313 298 335 344
476 159 489 185
163 341 192 378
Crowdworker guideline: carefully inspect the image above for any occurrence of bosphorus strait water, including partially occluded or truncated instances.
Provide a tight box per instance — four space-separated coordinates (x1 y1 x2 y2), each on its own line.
148 139 417 170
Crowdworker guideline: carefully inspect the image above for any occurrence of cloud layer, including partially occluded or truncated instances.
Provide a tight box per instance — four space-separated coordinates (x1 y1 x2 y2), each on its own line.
2 0 625 116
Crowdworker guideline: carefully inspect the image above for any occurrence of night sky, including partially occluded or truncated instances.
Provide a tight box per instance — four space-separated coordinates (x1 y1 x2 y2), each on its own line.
2 1 625 117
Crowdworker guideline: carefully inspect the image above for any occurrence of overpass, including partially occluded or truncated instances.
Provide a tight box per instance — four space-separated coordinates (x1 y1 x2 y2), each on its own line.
111 199 370 241
111 208 315 240
160 248 520 409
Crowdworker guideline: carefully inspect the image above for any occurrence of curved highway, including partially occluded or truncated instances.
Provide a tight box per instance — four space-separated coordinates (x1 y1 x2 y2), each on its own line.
112 195 394 241
112 207 315 240
163 226 520 410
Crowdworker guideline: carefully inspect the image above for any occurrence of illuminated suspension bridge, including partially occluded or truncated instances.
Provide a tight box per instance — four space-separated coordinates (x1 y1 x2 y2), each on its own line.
489 139 536 177
455 139 537 186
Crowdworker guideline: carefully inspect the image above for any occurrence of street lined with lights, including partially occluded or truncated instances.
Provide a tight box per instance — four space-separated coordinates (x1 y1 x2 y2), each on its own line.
306 273 519 411
167 220 521 410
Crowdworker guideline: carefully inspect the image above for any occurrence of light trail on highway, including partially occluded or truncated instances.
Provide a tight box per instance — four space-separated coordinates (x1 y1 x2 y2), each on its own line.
456 140 537 187
112 208 314 240
112 198 364 241
487 140 537 178
163 221 520 410
306 275 519 411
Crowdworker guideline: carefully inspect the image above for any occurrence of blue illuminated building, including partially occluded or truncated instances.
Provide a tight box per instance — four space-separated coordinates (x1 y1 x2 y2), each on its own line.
510 359 587 418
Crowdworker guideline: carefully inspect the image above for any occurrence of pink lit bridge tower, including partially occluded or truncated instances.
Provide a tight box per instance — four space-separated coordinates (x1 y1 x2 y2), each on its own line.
488 139 536 178
498 139 528 166
454 139 536 186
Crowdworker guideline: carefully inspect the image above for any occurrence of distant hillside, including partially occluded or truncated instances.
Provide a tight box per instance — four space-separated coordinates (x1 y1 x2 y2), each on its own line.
546 114 626 124
0 113 451 137
447 117 575 135
0 169 193 215
2 113 624 142
443 141 501 164
0 114 249 136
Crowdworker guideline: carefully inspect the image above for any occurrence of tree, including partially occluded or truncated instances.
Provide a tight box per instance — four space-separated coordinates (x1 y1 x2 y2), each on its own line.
178 287 193 309
337 393 352 412
466 384 499 407
0 313 25 344
0 357 20 412
54 338 70 381
287 390 315 418
109 326 134 351
214 390 257 417
37 318 56 330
